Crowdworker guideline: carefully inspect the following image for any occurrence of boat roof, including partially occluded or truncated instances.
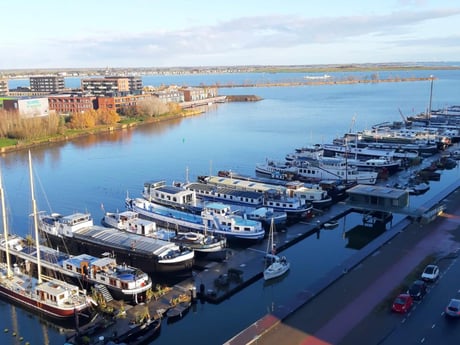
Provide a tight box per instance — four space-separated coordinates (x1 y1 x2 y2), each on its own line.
115 210 139 219
74 226 177 255
60 212 92 225
205 176 285 193
187 182 263 199
156 184 193 195
204 202 231 210
64 253 116 268
347 184 407 199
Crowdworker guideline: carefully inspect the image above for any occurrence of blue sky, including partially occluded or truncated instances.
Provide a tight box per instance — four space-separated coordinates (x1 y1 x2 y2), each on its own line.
1 0 459 69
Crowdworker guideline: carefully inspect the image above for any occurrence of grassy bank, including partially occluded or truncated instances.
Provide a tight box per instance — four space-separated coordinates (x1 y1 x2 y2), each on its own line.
0 109 202 154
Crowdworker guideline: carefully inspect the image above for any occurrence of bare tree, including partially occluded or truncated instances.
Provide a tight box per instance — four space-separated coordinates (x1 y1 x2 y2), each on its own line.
136 97 169 117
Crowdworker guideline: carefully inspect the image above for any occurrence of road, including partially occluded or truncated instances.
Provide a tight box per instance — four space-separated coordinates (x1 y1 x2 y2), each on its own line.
247 187 460 345
379 252 460 345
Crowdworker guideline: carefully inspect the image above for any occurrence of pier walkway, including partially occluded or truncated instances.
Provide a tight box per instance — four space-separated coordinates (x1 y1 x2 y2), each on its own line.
176 202 352 304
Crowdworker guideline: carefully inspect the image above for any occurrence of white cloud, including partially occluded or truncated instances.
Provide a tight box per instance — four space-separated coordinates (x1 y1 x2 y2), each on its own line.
4 7 460 68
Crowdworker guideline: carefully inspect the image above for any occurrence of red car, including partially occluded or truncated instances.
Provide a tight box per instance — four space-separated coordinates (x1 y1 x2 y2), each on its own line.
392 293 413 313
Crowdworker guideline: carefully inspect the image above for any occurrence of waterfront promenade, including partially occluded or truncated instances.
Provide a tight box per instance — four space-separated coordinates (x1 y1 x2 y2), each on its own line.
225 178 460 345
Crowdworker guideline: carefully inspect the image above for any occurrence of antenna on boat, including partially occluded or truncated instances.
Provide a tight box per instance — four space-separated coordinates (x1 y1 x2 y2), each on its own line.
349 115 356 133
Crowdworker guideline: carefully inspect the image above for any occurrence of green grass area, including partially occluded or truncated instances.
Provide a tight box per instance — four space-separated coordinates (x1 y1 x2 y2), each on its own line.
0 137 18 148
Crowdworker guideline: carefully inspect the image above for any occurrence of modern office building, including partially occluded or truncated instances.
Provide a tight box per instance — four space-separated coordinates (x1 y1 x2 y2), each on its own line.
3 97 50 117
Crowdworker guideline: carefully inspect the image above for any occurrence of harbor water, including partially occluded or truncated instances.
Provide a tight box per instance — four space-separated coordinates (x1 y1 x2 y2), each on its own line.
1 69 460 344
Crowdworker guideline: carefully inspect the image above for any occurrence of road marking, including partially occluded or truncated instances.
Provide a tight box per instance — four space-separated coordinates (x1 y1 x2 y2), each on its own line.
420 337 425 343
432 323 436 328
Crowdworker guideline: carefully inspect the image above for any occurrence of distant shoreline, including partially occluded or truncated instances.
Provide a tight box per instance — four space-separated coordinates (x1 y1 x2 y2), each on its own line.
1 63 459 78
204 76 433 88
0 75 436 155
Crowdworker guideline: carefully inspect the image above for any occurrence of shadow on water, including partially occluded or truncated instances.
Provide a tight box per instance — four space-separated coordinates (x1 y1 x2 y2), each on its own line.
342 211 394 250
344 225 387 250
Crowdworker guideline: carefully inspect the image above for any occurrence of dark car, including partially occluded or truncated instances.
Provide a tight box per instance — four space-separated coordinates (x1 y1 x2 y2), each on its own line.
407 280 427 300
392 293 413 313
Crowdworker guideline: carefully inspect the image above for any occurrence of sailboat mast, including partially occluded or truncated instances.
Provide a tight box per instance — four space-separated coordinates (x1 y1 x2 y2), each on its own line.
0 166 12 276
428 75 434 119
28 151 42 284
266 217 274 255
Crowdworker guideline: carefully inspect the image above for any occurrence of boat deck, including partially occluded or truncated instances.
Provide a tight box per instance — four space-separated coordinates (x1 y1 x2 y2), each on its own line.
74 225 178 255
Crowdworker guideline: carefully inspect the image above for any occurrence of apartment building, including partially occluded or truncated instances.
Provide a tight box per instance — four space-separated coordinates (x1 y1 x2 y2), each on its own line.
48 95 96 114
181 86 218 101
81 77 130 97
30 75 65 93
0 79 8 96
111 75 143 94
96 94 155 111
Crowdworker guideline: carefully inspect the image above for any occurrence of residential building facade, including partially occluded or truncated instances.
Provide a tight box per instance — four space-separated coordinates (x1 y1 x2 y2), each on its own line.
81 77 130 97
30 76 65 93
48 95 96 114
0 79 8 96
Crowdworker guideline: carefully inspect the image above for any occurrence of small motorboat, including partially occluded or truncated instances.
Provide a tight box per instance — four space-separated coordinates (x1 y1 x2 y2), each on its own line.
322 220 339 229
166 301 191 322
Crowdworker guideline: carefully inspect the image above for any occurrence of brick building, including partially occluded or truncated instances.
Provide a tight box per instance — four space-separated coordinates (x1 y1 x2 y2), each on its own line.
48 95 96 114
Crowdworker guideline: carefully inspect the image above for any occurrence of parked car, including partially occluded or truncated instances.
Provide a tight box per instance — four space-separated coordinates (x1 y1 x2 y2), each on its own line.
421 264 439 282
392 293 413 313
407 280 427 300
445 299 460 318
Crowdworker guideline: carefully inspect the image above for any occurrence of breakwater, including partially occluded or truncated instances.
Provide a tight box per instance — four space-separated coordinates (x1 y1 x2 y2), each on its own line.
200 76 433 88
226 95 262 102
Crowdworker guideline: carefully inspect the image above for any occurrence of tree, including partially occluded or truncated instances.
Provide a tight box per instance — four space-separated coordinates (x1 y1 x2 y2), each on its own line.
136 97 169 117
96 109 120 125
68 110 96 129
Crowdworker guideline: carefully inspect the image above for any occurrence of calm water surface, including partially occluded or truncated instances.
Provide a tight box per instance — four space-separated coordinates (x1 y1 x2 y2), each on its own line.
1 70 460 344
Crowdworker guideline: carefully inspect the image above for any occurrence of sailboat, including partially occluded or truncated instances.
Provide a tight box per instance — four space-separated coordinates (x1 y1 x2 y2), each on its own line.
263 218 290 281
0 152 90 319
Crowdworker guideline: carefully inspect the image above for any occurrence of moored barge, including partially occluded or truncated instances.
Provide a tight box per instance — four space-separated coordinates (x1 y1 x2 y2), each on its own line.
38 212 194 276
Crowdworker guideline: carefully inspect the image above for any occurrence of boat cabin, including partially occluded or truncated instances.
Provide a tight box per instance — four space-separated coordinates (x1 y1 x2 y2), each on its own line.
144 180 197 206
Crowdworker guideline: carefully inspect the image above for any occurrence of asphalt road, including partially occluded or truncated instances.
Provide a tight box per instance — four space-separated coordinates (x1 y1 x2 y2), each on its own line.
379 252 460 345
253 187 460 345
